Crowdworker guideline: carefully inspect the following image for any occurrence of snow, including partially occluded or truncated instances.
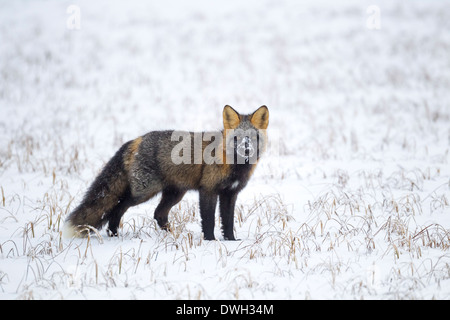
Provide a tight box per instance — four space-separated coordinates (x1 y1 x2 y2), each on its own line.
1 0 450 299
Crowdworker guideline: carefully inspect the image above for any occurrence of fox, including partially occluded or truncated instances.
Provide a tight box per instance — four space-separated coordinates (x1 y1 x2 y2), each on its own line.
63 105 269 240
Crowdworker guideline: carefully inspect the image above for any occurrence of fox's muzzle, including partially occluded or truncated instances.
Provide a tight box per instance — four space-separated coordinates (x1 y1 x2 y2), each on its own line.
236 136 255 162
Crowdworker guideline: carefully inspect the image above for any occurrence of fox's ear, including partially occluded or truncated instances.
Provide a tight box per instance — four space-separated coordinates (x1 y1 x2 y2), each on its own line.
251 105 269 129
223 105 241 130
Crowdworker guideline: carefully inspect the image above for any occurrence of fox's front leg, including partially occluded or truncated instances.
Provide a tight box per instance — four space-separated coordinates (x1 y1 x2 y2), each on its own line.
219 191 238 240
199 189 218 240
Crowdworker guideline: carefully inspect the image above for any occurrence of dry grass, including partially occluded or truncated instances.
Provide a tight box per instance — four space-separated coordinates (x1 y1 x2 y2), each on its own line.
0 173 449 299
1 0 450 300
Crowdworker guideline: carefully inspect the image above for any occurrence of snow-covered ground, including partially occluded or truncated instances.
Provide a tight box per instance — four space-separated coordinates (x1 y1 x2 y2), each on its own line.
1 0 450 299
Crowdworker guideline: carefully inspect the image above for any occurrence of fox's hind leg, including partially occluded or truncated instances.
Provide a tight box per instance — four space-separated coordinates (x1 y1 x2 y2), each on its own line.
154 187 186 231
106 188 134 236
106 187 158 236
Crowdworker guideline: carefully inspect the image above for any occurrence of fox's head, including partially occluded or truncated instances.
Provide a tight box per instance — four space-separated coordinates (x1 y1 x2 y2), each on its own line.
222 105 269 164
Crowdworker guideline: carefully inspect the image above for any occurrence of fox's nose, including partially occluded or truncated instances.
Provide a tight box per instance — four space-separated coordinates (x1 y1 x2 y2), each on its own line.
243 137 254 156
236 136 255 160
244 137 250 154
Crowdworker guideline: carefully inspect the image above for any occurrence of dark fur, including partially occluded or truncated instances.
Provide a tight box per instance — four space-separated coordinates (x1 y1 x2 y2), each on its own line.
66 142 131 233
64 106 269 240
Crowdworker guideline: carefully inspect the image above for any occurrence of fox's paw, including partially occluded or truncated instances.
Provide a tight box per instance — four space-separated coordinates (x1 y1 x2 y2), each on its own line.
156 217 169 229
224 235 240 241
106 228 119 237
161 224 172 232
203 232 216 241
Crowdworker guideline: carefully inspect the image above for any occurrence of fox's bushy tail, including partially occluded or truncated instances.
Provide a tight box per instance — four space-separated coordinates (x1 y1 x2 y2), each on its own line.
63 142 132 238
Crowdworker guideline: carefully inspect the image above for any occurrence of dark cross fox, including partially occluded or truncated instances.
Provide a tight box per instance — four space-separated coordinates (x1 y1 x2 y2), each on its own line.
63 105 269 240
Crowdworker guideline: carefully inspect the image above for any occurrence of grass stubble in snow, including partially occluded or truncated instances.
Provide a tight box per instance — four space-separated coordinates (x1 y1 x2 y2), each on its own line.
0 0 450 299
